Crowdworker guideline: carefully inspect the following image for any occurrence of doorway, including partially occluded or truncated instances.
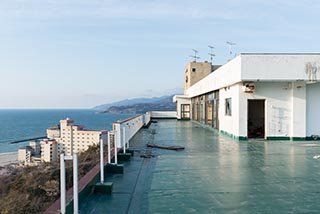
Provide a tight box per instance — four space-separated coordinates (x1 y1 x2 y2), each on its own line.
248 100 265 138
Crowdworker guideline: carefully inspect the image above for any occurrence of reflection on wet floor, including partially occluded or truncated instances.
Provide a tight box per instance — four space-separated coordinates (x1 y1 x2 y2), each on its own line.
79 120 320 214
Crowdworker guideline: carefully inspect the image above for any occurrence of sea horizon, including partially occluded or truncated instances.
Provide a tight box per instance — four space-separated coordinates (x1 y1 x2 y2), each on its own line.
0 109 134 153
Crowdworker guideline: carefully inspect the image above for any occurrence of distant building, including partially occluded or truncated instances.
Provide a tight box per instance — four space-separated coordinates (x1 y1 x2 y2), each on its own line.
47 125 60 139
18 118 107 164
174 54 320 140
18 146 33 164
29 140 41 155
47 118 107 157
40 139 58 162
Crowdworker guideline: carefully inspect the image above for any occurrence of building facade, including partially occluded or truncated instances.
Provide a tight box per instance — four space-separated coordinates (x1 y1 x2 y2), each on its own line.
49 118 107 157
174 54 320 140
40 140 58 162
18 146 33 164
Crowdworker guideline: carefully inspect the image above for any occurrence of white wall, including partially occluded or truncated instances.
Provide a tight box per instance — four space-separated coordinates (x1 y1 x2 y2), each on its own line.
239 82 293 138
150 111 177 118
306 82 320 136
241 54 320 81
186 56 242 97
291 82 306 137
187 54 320 99
219 84 240 136
113 115 145 149
218 81 309 138
112 112 177 150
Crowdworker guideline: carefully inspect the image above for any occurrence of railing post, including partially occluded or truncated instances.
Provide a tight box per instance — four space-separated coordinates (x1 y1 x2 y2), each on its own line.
122 127 126 154
100 139 104 183
73 153 78 214
107 132 111 164
60 154 66 214
114 130 118 164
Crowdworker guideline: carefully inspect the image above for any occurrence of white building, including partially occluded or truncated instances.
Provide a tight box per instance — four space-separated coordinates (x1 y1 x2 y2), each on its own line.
174 54 320 140
49 118 107 156
40 139 58 162
18 146 33 164
29 140 41 155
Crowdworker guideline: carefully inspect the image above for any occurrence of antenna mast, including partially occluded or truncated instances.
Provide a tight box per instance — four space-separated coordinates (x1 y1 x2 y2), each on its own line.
208 45 215 65
189 49 200 62
226 41 236 59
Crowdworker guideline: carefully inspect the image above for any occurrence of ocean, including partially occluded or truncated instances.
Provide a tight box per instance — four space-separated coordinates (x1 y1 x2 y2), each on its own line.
0 109 133 153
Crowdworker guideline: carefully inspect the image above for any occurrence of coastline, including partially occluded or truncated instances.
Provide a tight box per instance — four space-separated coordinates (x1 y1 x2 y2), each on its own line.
0 152 18 167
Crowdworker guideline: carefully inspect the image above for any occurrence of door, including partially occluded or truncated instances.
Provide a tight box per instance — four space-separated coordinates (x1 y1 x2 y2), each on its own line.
248 100 265 138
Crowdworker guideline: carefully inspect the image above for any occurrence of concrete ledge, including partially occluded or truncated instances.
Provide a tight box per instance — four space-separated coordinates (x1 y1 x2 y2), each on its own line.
106 164 124 174
118 153 132 161
94 182 113 195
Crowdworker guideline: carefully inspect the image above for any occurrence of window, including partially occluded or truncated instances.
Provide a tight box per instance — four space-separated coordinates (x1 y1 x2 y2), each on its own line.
225 98 232 116
181 104 190 119
192 68 196 72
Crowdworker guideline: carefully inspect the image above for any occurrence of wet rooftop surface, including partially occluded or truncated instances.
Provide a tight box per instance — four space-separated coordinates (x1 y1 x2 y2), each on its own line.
79 120 320 214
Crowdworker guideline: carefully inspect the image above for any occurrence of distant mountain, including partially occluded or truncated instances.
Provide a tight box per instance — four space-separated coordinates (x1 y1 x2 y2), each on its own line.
94 95 176 114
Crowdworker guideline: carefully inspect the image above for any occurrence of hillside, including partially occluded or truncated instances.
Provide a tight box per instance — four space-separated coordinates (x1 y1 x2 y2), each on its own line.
93 95 174 111
97 95 176 114
0 145 100 214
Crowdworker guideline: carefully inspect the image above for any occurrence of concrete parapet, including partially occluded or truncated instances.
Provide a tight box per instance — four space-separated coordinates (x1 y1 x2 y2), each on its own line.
106 164 124 174
94 182 113 195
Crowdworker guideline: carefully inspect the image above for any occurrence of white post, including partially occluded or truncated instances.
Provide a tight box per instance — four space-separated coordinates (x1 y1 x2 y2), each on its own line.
122 127 126 154
107 132 111 164
100 138 104 183
60 153 66 214
73 153 78 214
71 125 74 156
114 130 118 164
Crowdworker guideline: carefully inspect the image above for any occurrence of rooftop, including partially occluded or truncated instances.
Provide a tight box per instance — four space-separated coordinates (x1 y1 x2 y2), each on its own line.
79 119 320 213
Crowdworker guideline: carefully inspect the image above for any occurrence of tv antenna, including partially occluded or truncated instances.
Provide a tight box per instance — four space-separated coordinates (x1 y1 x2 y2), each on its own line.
226 41 236 58
190 49 200 62
208 45 215 65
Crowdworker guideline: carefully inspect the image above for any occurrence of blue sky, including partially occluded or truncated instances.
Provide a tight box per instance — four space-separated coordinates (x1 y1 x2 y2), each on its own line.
1 0 320 108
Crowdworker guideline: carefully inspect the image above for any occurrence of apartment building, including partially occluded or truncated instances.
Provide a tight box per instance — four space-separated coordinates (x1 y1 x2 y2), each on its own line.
40 139 58 162
48 118 107 157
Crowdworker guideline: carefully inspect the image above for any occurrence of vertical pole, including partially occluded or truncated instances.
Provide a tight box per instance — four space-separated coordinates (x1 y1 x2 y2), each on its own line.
60 154 66 214
122 127 126 154
70 125 74 156
107 132 111 164
100 138 104 183
73 153 78 214
114 130 118 164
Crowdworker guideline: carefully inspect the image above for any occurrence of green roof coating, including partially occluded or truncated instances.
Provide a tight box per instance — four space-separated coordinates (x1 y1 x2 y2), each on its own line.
79 120 320 213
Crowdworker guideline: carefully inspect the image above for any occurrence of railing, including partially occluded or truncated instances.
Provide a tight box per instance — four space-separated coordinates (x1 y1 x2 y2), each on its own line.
111 111 176 151
112 115 145 150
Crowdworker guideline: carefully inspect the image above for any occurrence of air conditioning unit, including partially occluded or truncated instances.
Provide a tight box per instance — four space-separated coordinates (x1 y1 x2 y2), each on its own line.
243 83 255 93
